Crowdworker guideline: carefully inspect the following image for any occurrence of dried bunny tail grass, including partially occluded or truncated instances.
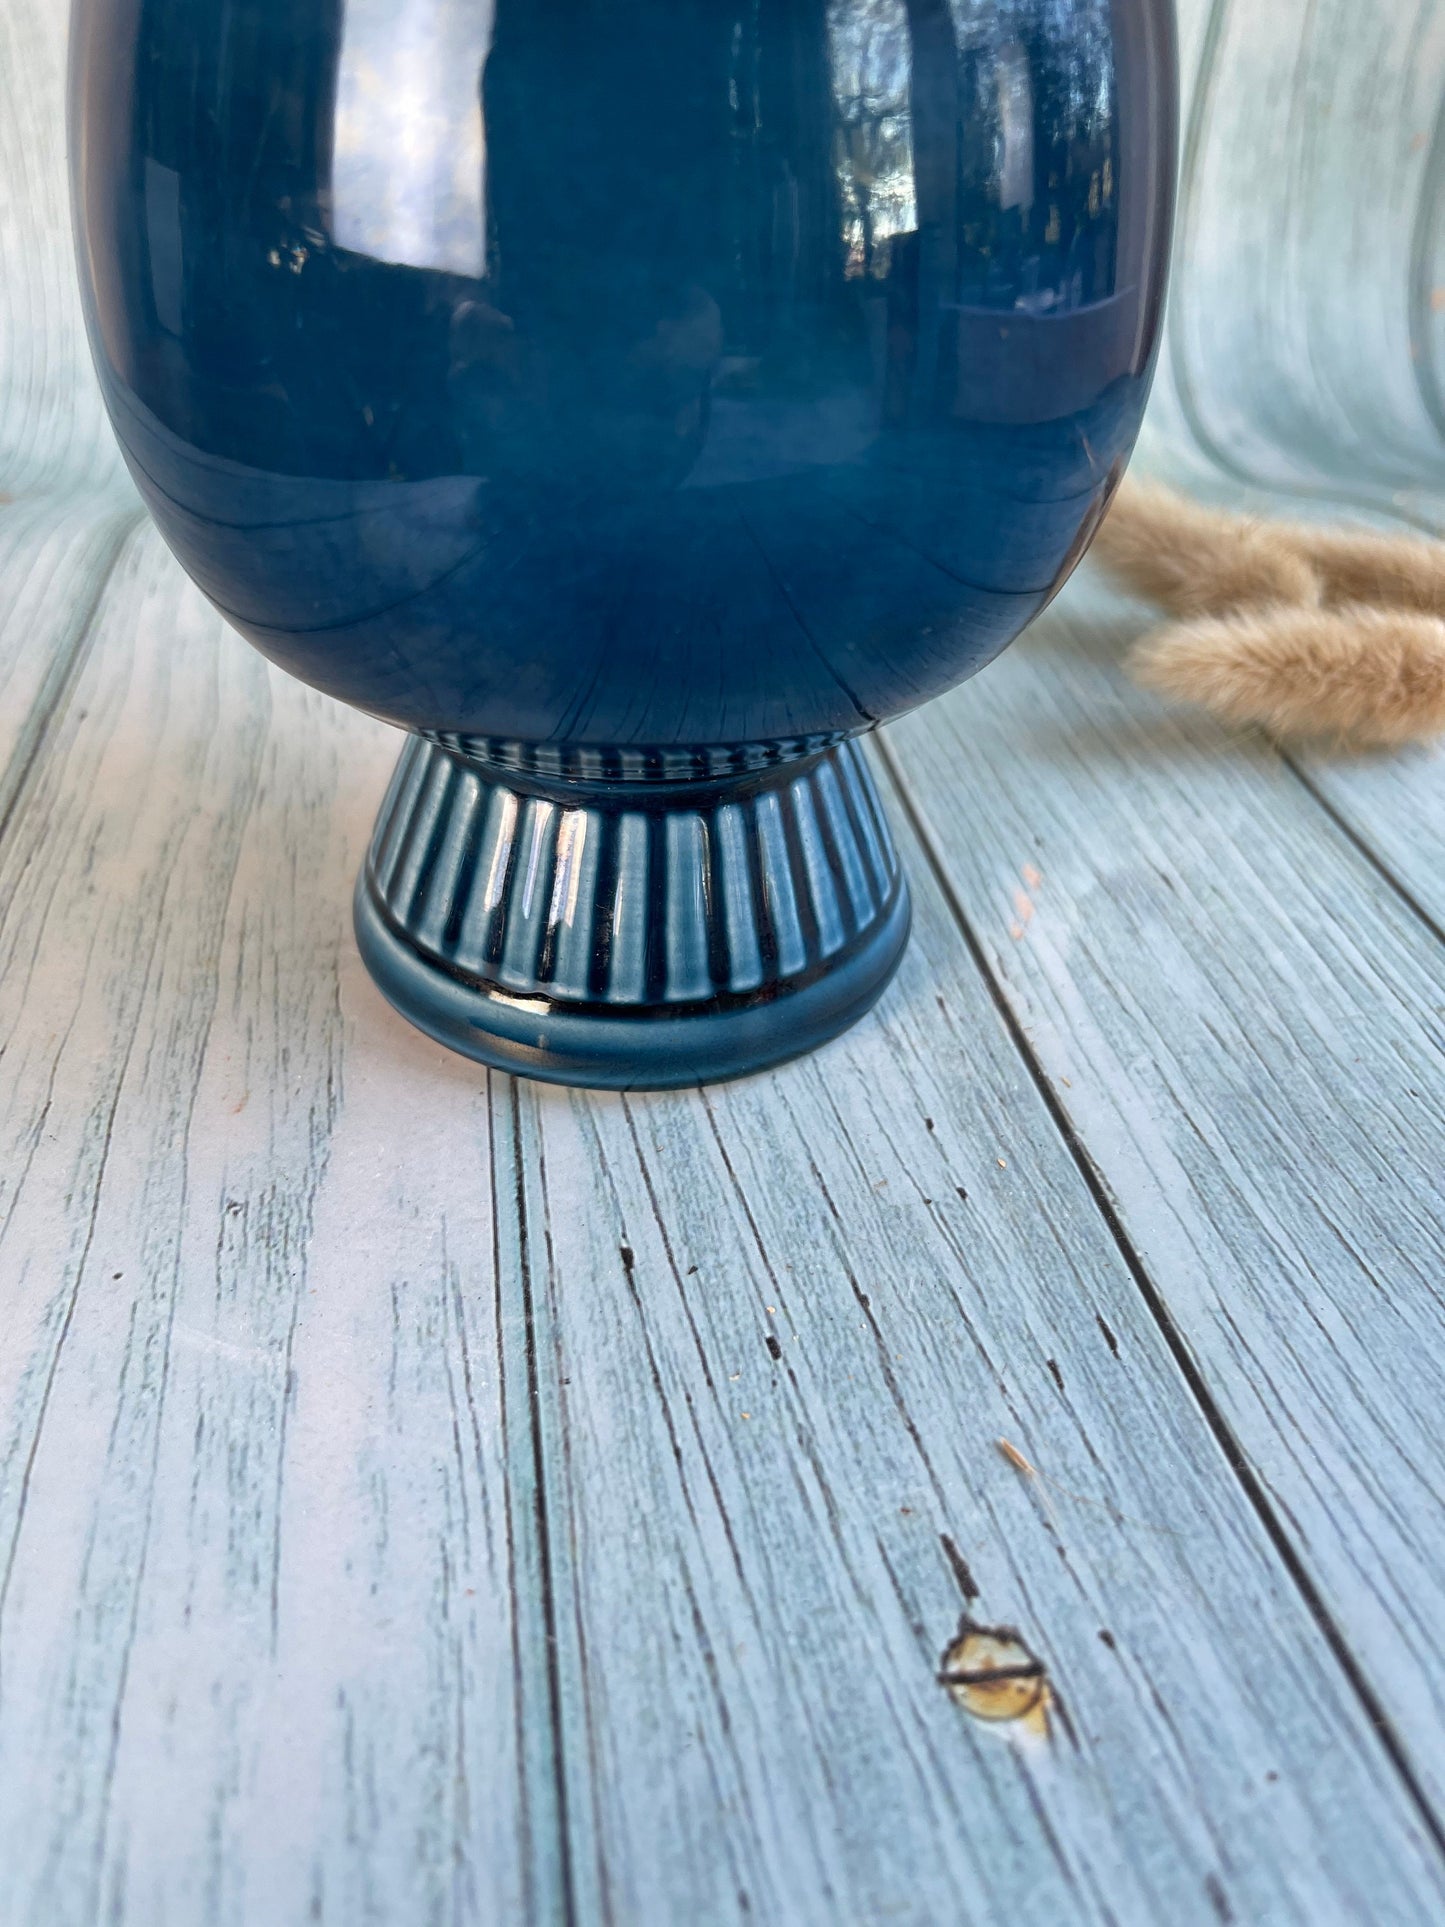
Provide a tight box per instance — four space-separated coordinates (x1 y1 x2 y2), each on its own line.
1095 477 1445 745
1092 476 1322 617
1098 475 1445 620
1128 603 1445 748
1281 521 1445 618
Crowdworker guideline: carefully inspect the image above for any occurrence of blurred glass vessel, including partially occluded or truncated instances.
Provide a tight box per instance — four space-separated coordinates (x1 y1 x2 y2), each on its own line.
70 0 1177 1088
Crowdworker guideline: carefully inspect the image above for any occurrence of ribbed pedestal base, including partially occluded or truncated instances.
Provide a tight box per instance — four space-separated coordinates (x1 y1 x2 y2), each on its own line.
354 735 911 1089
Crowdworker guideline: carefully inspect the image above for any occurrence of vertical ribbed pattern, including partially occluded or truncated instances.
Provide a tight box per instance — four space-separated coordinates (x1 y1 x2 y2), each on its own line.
363 737 902 1009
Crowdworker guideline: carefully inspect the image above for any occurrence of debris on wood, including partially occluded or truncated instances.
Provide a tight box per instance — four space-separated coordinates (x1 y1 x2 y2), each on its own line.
997 1435 1184 1537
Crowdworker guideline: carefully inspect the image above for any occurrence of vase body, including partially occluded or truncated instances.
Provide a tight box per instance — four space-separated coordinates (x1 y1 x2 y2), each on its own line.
70 0 1177 1087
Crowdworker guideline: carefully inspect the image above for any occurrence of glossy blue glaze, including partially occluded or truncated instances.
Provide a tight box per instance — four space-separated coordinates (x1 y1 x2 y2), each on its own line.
355 734 912 1087
70 0 1177 1086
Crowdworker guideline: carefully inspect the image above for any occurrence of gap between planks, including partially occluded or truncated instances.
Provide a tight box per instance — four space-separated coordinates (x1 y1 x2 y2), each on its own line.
871 728 1445 1864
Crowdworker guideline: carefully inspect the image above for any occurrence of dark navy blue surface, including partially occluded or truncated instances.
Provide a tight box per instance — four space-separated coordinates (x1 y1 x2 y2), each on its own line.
71 0 1176 1086
72 0 1177 750
353 733 914 1087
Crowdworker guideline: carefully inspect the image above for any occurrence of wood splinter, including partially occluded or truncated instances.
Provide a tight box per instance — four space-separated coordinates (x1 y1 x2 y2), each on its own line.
996 1435 1184 1537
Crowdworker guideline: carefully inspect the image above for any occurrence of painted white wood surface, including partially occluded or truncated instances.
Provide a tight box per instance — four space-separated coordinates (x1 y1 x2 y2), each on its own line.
3 0 1445 1921
890 566 1445 1820
4 529 1445 1927
0 533 543 1926
0 496 141 823
0 0 125 498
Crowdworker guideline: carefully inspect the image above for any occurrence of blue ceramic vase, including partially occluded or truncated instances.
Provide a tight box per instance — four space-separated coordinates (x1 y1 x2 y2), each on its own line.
70 0 1177 1088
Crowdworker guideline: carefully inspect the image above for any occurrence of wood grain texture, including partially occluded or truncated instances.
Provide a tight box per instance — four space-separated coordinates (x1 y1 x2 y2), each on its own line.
1026 10 1445 1816
0 0 126 496
2 533 1445 1924
1148 0 1445 517
0 532 539 1926
1289 738 1445 937
3 0 1445 1918
889 567 1445 1825
0 495 141 829
504 854 1445 1925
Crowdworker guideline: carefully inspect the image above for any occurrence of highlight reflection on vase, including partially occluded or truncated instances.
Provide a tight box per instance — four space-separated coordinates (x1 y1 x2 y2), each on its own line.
71 0 1177 1087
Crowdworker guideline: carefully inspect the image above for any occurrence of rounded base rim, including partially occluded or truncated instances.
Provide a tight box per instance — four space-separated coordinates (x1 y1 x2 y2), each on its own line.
353 867 912 1091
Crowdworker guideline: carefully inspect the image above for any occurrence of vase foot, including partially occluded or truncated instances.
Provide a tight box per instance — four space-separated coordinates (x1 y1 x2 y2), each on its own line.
353 736 911 1090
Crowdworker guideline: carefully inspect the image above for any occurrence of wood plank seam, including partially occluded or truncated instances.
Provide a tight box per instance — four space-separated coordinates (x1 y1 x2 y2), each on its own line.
1278 750 1445 952
872 728 1445 1867
487 1067 579 1926
506 1071 581 1927
0 505 142 858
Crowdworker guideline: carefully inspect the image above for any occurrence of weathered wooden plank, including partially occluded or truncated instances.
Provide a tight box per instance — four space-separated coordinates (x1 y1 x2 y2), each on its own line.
1136 0 1445 933
0 0 126 495
498 776 1445 1925
2 537 1443 1921
0 530 543 1925
1286 741 1445 939
0 0 1443 1918
1116 0 1445 1746
0 494 140 829
887 567 1445 1834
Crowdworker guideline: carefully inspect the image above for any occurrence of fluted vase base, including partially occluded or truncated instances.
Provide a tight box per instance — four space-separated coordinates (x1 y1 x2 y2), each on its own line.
354 735 911 1090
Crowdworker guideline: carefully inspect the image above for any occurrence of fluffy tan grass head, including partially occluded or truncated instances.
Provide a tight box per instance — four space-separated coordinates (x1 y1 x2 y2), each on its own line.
1092 478 1322 617
1129 604 1445 748
1285 523 1445 619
